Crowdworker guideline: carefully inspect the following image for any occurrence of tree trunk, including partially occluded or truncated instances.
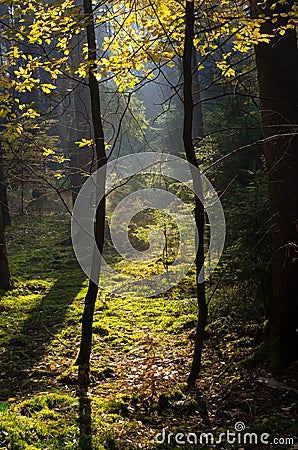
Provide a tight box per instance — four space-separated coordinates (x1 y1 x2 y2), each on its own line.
183 0 207 387
76 0 107 385
0 140 11 292
253 0 298 364
0 205 10 292
0 141 10 227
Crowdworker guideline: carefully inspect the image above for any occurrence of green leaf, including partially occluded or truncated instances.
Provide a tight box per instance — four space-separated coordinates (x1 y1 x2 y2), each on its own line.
0 401 9 412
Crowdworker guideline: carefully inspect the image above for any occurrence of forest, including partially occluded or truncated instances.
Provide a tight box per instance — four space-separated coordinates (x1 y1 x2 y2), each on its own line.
0 0 297 449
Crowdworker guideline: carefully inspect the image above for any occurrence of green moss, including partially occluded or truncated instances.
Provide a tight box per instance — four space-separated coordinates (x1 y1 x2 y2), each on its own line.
0 394 79 449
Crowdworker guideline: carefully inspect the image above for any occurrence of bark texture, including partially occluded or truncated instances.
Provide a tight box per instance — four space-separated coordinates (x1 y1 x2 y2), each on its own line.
253 0 298 362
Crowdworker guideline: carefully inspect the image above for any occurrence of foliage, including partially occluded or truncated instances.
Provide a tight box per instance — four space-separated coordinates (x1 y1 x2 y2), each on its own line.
91 0 297 91
0 0 296 128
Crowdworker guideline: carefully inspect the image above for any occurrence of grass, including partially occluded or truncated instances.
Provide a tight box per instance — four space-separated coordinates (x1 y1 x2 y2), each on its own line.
0 214 297 449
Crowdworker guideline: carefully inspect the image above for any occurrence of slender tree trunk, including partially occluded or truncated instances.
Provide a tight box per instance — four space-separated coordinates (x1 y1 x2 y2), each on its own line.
0 204 10 292
0 141 10 227
0 141 11 292
183 0 207 387
76 0 107 385
252 0 298 363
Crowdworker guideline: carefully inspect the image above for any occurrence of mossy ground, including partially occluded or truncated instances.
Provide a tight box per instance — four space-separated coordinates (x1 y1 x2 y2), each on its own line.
0 215 297 449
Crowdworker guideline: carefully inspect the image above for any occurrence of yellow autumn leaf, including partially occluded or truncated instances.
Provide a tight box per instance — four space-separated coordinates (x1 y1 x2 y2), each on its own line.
75 138 93 148
41 83 56 94
43 147 55 156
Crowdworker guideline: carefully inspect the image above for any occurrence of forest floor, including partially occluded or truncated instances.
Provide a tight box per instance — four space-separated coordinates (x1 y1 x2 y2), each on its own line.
0 215 297 449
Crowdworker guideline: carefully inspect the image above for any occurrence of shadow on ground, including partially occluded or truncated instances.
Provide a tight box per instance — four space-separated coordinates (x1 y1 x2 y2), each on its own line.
0 272 85 398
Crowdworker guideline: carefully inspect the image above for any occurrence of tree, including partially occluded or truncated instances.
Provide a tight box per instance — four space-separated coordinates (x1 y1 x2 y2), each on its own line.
252 0 298 363
182 0 207 387
0 140 10 227
0 206 10 292
0 142 10 291
74 0 107 385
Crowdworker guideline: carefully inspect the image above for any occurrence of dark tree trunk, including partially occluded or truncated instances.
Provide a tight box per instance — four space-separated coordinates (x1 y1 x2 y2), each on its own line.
0 141 10 227
183 0 207 387
76 0 107 385
0 205 10 292
0 140 11 292
252 0 298 363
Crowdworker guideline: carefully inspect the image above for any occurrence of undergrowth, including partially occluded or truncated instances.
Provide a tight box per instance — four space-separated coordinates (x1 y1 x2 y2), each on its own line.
0 215 296 449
